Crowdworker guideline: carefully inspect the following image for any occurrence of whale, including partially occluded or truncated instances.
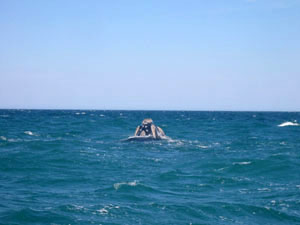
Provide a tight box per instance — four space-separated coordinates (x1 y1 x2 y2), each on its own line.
125 118 167 141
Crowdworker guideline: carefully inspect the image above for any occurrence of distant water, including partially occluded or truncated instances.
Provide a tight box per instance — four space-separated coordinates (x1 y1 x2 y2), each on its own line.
1 110 300 225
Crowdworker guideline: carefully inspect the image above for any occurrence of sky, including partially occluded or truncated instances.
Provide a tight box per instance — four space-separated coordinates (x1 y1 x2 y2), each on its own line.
0 0 299 111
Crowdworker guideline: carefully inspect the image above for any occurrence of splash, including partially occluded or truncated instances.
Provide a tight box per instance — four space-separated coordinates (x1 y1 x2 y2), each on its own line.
278 121 299 127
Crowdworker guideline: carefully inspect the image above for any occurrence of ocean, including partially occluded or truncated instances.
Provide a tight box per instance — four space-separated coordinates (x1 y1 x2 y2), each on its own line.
0 110 300 225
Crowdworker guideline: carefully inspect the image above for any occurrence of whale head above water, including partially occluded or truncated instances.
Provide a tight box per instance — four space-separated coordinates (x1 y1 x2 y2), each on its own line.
142 118 153 125
131 118 166 140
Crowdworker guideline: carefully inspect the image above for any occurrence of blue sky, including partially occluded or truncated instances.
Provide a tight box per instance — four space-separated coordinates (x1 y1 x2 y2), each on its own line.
0 0 299 110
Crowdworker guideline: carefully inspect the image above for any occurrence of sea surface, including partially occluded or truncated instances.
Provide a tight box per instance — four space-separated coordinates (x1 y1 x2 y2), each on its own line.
1 110 300 225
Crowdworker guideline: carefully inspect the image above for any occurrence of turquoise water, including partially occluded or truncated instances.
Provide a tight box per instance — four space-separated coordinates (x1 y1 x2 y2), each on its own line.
1 110 300 225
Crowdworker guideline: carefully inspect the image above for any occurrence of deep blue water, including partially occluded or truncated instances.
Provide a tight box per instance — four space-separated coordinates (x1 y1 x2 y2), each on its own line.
1 110 300 225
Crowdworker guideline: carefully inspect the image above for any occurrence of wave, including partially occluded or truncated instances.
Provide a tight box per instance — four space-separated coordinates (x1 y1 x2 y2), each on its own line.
198 145 210 149
233 161 251 165
24 131 35 136
123 135 173 142
59 204 86 212
96 204 120 215
113 180 138 190
97 208 108 214
0 136 7 141
278 121 299 127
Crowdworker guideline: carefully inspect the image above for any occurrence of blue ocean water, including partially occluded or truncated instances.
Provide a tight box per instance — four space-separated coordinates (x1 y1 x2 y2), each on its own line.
0 110 300 225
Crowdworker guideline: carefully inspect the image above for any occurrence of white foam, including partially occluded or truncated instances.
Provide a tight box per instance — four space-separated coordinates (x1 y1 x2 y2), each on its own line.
258 188 271 192
144 157 162 162
148 157 162 162
97 208 108 214
166 138 182 144
24 131 34 136
0 136 7 141
198 145 209 149
96 204 120 215
67 204 84 211
113 180 138 190
73 205 84 210
278 121 299 127
75 112 80 115
7 138 21 142
233 161 251 165
99 114 105 117
238 189 249 194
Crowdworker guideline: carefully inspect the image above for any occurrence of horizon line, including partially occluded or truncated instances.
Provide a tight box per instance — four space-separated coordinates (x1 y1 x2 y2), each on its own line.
0 108 299 113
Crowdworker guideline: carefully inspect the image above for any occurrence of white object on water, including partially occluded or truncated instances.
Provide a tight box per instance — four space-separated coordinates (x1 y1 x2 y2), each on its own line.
278 122 299 127
113 180 138 190
24 131 34 136
125 135 170 142
125 135 157 141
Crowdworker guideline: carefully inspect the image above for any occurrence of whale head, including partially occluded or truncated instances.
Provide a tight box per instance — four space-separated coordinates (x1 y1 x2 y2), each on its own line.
142 118 153 125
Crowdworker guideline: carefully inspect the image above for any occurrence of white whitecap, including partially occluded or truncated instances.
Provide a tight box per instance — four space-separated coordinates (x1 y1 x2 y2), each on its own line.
96 204 120 215
97 208 108 214
99 114 105 117
278 121 299 127
113 180 138 190
258 188 271 192
233 161 251 165
148 157 162 162
24 131 34 136
216 167 226 171
7 138 20 142
75 112 80 115
73 205 84 210
0 136 7 141
198 145 209 149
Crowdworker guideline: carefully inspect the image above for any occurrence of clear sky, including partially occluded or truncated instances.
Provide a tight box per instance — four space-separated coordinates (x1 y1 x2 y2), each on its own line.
0 0 299 111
